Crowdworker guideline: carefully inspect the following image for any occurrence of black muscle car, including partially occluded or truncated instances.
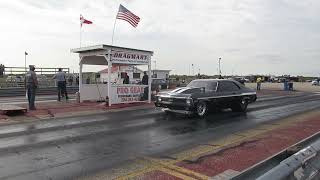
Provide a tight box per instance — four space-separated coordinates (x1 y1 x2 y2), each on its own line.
155 79 257 117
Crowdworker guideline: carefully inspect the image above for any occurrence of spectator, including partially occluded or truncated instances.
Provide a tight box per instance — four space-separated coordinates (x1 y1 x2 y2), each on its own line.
256 77 262 91
68 76 73 86
0 64 4 77
142 72 149 100
123 73 130 84
53 68 68 101
25 65 38 110
76 76 79 85
142 71 148 85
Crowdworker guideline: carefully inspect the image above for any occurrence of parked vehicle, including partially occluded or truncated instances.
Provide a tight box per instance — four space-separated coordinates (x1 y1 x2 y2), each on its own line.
230 77 246 85
155 79 257 117
151 78 169 91
311 79 319 86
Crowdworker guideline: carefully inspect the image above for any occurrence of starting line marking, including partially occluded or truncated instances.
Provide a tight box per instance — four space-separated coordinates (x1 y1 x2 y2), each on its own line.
143 157 210 180
159 167 198 180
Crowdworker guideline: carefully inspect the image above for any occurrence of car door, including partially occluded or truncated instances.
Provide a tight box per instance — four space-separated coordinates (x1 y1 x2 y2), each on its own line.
216 81 241 107
195 81 216 99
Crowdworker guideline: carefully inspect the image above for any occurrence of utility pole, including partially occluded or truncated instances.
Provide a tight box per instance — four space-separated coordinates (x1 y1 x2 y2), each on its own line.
218 57 221 76
192 64 194 76
25 51 28 74
153 60 156 70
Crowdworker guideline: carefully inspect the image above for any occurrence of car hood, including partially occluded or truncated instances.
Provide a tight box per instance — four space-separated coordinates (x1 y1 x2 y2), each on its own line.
157 87 199 98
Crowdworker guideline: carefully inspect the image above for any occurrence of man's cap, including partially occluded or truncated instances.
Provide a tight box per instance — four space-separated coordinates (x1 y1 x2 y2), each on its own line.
29 65 35 68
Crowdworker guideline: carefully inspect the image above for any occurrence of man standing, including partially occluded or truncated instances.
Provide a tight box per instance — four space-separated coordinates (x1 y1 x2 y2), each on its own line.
53 68 68 101
68 76 73 86
142 71 148 85
25 65 38 110
256 77 262 91
123 73 130 84
142 71 149 100
0 64 4 77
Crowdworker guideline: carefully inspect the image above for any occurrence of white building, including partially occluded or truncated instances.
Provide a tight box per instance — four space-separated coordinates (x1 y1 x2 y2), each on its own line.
151 70 171 80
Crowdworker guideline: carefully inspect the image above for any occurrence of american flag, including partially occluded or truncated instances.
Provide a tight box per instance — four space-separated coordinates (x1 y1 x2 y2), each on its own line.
116 4 140 28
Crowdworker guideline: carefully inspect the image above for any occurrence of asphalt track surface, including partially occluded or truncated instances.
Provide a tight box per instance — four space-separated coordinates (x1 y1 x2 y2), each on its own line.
0 92 320 179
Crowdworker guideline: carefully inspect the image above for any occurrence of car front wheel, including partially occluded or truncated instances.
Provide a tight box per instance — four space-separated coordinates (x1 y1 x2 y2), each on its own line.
196 101 208 117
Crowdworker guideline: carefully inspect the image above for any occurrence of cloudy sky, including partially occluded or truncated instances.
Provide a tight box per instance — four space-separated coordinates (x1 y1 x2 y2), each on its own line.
0 0 319 76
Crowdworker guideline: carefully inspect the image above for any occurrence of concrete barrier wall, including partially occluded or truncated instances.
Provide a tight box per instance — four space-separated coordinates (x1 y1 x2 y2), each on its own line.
245 82 320 92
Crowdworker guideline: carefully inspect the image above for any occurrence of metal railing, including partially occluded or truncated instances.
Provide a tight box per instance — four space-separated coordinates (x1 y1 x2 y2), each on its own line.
256 139 320 180
0 86 79 97
232 134 320 180
3 67 70 75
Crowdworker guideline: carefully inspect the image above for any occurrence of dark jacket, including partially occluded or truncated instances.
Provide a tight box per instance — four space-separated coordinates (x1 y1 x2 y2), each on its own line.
142 75 148 85
123 76 130 84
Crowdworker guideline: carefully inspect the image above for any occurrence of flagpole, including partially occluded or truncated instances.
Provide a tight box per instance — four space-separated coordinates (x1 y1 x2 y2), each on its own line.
80 23 82 47
111 18 117 46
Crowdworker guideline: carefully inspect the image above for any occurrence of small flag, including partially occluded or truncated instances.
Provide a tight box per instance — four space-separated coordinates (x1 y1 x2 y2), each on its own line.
80 15 93 27
25 52 28 55
116 4 140 28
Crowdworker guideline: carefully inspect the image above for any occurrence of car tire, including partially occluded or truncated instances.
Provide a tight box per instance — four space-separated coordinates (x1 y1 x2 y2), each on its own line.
196 101 208 117
232 98 248 112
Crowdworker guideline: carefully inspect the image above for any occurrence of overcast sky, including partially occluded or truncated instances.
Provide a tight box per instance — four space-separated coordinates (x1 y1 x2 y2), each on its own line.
0 0 319 76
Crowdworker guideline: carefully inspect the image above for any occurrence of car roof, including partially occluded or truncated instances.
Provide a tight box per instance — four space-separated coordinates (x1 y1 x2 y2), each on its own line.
190 79 245 87
191 79 236 82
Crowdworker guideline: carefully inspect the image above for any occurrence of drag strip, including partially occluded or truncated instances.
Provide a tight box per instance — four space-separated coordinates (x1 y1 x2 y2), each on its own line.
0 92 320 179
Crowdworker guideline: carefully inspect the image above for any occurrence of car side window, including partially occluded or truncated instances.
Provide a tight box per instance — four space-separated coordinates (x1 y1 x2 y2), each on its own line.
218 81 240 92
207 82 217 91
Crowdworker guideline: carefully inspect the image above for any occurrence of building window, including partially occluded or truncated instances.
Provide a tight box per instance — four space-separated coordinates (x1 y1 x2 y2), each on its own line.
133 73 140 79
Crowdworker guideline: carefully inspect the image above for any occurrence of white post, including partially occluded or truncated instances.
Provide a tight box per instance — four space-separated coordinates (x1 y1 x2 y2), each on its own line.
24 53 27 74
106 51 112 106
79 57 83 102
148 57 152 103
80 25 82 47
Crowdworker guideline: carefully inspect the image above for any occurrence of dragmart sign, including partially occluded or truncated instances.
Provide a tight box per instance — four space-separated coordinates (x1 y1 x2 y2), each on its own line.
111 51 150 65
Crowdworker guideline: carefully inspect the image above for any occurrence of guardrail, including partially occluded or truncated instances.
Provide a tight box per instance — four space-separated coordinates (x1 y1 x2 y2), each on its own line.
257 139 320 180
0 86 79 97
232 133 320 180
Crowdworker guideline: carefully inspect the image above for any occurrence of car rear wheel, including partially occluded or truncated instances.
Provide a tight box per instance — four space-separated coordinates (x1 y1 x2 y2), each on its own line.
232 98 248 112
196 101 208 117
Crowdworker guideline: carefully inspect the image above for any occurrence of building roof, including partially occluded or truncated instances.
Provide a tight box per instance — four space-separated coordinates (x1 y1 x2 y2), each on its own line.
152 69 171 72
71 44 153 55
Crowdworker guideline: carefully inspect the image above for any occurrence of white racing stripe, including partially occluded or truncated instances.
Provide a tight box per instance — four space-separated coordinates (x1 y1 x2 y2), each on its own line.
198 92 256 100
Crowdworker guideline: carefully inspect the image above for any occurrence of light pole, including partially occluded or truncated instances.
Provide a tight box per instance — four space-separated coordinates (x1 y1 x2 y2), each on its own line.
153 60 156 70
218 57 221 76
192 64 194 76
25 51 28 74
